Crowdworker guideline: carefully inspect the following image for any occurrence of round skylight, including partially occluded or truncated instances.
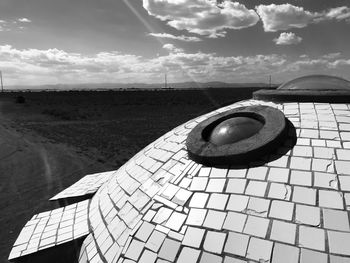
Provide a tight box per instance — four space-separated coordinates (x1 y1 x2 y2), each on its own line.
209 117 263 146
278 75 350 90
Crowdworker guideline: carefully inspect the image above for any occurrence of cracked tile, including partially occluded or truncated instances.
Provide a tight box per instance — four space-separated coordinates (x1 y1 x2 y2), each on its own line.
295 204 320 226
186 209 207 226
246 197 270 217
312 158 335 173
223 212 247 232
314 172 338 190
226 194 249 212
268 183 291 200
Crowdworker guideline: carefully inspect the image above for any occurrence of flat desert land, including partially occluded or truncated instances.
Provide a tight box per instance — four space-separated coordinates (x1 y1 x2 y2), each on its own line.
0 87 266 262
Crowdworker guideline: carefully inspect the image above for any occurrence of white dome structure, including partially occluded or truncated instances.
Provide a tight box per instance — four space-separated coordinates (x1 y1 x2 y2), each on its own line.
9 75 350 263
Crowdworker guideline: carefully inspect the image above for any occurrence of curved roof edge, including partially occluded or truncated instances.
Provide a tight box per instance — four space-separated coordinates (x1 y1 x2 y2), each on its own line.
253 89 350 103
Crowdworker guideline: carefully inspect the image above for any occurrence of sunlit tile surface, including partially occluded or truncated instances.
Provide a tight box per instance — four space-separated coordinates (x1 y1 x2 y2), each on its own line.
10 100 350 262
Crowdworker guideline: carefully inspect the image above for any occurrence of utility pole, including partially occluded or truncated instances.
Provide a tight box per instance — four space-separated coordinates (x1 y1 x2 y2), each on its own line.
164 72 167 89
0 71 3 92
269 75 272 88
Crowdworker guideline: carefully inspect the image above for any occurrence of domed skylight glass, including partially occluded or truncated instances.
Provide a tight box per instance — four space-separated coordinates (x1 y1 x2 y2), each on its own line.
278 75 350 90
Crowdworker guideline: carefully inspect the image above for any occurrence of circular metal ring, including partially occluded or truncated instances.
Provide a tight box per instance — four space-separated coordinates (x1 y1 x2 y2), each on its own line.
186 105 288 166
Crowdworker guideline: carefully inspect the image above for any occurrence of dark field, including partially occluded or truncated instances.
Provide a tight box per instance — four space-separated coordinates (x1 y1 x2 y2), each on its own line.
0 87 270 262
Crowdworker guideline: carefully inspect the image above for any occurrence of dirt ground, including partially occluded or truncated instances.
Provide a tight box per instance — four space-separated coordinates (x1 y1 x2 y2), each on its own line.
0 88 265 262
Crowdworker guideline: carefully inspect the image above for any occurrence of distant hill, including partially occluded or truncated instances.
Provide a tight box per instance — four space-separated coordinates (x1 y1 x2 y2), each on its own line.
6 81 277 91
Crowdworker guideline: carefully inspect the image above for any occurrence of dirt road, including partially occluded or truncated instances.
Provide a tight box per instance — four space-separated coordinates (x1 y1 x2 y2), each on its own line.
0 99 110 262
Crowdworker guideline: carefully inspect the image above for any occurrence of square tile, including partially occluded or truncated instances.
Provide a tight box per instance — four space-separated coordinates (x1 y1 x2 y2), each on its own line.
314 147 334 159
206 179 225 192
295 204 320 226
246 237 273 262
328 230 350 256
246 167 268 180
158 238 181 261
290 157 311 170
323 208 350 231
189 193 209 208
272 243 299 263
203 231 226 254
226 194 249 212
165 212 187 231
206 194 229 210
339 176 350 191
299 226 325 251
293 146 312 157
210 168 227 178
225 179 247 194
190 177 208 191
312 158 334 173
247 197 270 217
290 170 312 186
300 249 327 263
223 212 247 232
319 190 344 209
227 169 247 178
182 227 205 248
199 252 222 263
145 230 166 252
314 172 338 190
292 186 316 205
270 220 296 244
245 181 267 197
177 247 200 263
268 183 291 200
243 215 269 238
202 210 226 230
224 232 249 257
267 168 289 183
335 160 350 175
186 209 207 226
269 200 294 221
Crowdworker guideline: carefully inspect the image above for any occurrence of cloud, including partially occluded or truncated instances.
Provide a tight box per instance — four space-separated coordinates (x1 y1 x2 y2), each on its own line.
149 33 201 42
18 18 31 23
143 0 259 37
162 43 184 53
0 44 349 86
273 32 302 45
323 6 350 21
256 4 350 32
256 4 316 32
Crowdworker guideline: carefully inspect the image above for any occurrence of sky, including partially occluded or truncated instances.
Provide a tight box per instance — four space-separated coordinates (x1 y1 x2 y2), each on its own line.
0 0 350 86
